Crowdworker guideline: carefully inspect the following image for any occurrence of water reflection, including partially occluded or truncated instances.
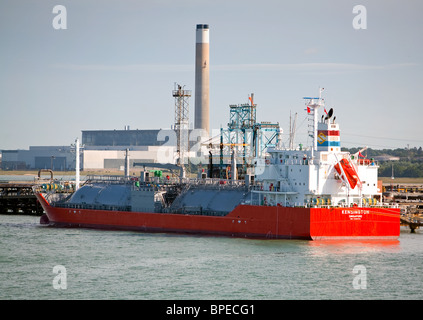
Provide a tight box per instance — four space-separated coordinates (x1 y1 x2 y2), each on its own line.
306 239 401 256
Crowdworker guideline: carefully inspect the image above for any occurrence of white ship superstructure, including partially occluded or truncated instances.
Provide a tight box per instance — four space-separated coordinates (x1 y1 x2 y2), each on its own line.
254 91 380 208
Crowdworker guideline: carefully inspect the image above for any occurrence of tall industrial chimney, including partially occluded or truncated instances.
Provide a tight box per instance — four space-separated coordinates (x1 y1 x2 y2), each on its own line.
194 24 210 135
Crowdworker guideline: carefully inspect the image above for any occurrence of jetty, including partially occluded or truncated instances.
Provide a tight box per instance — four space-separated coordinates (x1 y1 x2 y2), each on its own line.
0 183 44 215
0 169 61 216
400 214 423 233
383 182 423 232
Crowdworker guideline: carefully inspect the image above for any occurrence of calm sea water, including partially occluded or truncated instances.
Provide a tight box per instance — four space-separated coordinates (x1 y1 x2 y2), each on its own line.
0 214 422 300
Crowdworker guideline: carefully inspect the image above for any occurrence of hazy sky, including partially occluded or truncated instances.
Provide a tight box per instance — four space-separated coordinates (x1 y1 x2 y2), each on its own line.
1 0 422 150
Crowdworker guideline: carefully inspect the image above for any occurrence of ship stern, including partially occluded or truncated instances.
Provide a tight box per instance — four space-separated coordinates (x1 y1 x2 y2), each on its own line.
310 207 400 240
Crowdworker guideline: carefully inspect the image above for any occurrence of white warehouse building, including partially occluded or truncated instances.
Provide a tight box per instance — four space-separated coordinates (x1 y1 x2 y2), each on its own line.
1 128 204 172
1 129 182 171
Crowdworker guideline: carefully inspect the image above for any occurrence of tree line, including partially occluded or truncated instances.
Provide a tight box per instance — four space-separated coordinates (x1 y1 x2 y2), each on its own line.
342 147 423 177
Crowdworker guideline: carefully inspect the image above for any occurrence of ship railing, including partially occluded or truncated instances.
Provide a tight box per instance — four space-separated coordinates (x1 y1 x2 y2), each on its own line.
83 175 255 189
32 183 76 194
304 202 400 209
269 156 379 167
248 193 401 208
354 158 379 167
85 175 131 184
270 158 309 166
251 181 264 190
249 202 400 208
250 184 291 193
182 178 248 188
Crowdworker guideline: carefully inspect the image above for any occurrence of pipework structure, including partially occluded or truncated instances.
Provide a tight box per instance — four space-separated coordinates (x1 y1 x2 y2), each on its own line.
218 94 281 178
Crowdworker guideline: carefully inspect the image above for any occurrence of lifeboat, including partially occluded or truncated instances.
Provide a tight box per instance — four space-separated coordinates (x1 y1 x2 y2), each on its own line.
334 158 360 189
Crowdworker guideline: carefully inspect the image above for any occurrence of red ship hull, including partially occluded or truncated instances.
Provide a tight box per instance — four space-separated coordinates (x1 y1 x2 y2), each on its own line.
36 194 400 240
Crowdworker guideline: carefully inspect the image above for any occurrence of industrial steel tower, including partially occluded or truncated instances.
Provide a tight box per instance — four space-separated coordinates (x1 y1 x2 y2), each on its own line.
194 24 210 135
173 83 191 169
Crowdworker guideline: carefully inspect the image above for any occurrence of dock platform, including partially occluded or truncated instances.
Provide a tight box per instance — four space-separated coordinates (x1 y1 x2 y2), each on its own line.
0 183 44 215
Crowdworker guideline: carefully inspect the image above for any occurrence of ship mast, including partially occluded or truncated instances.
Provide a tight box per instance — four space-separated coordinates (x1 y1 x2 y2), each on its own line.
304 88 325 163
289 111 298 150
